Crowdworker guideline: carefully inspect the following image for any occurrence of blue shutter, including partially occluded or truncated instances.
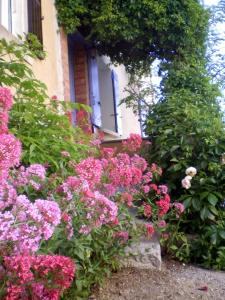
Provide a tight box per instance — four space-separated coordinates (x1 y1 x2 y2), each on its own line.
111 70 122 135
138 99 147 137
88 53 102 128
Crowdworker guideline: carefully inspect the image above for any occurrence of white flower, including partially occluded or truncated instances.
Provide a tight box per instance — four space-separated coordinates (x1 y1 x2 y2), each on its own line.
181 177 191 189
185 175 192 181
185 167 197 177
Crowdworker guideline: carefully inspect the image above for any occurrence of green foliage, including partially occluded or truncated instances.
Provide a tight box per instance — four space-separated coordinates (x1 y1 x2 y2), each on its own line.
145 54 225 269
0 38 91 171
55 0 208 72
25 33 46 60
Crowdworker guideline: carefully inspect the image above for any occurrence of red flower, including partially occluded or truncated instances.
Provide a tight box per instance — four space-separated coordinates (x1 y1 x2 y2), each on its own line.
143 204 152 218
145 224 154 237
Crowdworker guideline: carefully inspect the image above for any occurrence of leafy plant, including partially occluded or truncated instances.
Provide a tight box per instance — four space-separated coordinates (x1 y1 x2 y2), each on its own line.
0 38 91 172
145 49 225 269
55 0 208 73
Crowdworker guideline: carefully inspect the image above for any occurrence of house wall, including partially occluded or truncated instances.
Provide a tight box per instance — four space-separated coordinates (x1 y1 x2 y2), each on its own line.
0 0 142 140
32 0 64 99
0 0 64 100
74 45 89 105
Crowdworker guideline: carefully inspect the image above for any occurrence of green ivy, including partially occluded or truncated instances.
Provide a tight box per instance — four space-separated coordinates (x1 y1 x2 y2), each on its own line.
55 0 209 72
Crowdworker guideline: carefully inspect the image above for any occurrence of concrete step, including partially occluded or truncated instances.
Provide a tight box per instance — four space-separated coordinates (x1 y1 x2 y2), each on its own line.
121 207 162 270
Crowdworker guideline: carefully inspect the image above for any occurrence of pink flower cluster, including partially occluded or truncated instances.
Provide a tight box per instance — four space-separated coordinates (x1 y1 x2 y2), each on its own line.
122 133 143 152
0 134 21 183
0 195 61 254
0 88 75 299
62 212 74 239
114 231 129 243
12 164 46 190
0 87 13 134
105 153 147 189
3 254 75 300
0 88 21 184
79 191 118 234
0 182 17 210
75 157 102 189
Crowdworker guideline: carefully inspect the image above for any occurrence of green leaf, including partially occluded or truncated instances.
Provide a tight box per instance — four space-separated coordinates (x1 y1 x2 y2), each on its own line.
219 231 225 240
170 145 180 152
170 245 178 250
207 193 218 206
209 205 219 216
200 207 209 220
192 197 201 211
200 191 209 200
183 197 192 208
211 233 217 245
170 157 179 162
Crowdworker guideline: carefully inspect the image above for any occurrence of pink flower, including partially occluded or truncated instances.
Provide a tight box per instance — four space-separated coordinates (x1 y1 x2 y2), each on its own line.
150 163 162 176
158 185 168 195
158 220 167 228
101 147 115 158
0 111 9 133
122 134 143 152
0 134 21 172
114 231 129 243
142 171 153 183
145 224 154 237
131 155 147 172
61 151 70 158
121 192 133 207
103 183 116 197
90 138 102 147
149 184 158 192
181 177 191 189
0 87 13 111
143 204 152 218
142 185 150 193
174 202 185 216
156 199 170 217
75 157 102 188
3 254 75 300
51 95 58 101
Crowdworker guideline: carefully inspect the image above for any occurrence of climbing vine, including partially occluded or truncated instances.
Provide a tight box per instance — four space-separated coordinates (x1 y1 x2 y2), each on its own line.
55 0 209 73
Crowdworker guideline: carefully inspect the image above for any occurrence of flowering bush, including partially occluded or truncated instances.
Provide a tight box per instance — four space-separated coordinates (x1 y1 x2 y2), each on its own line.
0 87 75 299
0 86 183 298
2 254 75 300
145 81 225 268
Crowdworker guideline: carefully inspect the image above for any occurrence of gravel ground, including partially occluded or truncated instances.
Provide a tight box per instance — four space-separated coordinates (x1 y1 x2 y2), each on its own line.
91 259 225 300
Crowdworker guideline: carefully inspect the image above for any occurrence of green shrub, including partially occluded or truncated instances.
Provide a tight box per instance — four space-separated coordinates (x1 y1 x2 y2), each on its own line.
55 0 208 72
0 38 91 172
145 60 225 268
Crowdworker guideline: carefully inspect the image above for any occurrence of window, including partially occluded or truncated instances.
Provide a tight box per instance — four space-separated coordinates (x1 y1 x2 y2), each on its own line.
0 0 28 36
0 0 42 44
93 56 122 135
0 0 12 32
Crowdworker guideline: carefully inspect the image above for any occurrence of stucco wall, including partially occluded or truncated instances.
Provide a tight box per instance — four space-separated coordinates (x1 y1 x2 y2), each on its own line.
0 0 64 100
32 0 64 99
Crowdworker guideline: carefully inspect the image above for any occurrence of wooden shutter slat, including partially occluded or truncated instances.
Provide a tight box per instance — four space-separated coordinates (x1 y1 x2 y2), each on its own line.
28 0 43 44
